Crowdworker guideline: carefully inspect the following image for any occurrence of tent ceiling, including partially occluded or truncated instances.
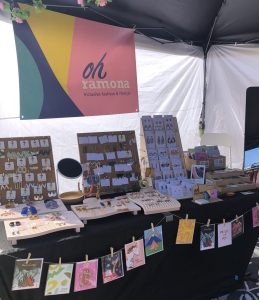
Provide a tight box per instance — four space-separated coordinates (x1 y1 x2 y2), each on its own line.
9 0 259 50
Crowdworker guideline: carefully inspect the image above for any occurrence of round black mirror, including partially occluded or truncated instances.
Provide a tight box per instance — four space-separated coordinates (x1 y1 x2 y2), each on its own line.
57 158 82 179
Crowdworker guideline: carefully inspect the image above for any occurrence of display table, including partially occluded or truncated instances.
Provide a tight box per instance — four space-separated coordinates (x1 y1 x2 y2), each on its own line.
1 190 259 300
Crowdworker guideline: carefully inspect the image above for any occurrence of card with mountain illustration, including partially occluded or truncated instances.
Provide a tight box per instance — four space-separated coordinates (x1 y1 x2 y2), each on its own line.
200 224 215 251
12 258 43 290
125 239 145 271
144 225 164 256
45 263 73 296
74 259 98 292
176 219 196 244
101 250 124 284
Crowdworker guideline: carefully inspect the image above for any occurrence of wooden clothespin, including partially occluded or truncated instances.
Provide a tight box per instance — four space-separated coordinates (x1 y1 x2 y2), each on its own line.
58 257 62 266
235 215 238 221
185 214 189 220
132 236 135 243
256 202 259 208
85 254 88 262
207 219 210 227
151 223 154 233
223 219 225 225
110 247 114 258
26 252 31 265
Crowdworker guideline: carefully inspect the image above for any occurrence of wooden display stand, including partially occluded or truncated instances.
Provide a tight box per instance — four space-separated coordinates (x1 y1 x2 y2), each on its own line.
0 199 67 221
0 136 57 205
206 169 257 194
126 189 181 214
140 115 187 180
184 154 226 171
71 196 141 223
77 131 141 195
4 211 84 245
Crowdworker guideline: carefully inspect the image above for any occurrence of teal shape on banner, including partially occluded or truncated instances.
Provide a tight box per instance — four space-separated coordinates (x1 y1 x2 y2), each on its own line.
15 36 43 119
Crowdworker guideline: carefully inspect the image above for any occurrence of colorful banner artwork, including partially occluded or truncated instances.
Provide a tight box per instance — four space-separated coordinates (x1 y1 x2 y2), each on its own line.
13 4 139 119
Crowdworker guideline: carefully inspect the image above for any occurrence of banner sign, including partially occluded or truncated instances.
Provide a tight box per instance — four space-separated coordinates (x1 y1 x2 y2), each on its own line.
13 4 139 119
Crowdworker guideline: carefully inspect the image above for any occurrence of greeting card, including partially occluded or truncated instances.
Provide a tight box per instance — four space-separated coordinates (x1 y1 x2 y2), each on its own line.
45 263 73 296
144 225 164 256
252 206 259 228
218 222 232 248
12 258 43 290
176 219 196 244
125 239 145 271
200 224 215 251
231 216 244 239
74 259 98 292
101 250 124 284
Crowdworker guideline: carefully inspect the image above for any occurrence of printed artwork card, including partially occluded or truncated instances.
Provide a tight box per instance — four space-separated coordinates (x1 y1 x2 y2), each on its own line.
231 216 244 239
45 263 73 296
252 206 259 227
12 258 43 290
125 239 145 271
144 225 164 256
191 165 206 184
74 259 98 292
176 219 196 244
101 250 124 284
218 222 232 248
200 224 215 251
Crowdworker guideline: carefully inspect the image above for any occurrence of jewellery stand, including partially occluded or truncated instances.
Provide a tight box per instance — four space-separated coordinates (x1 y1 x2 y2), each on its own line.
56 158 85 204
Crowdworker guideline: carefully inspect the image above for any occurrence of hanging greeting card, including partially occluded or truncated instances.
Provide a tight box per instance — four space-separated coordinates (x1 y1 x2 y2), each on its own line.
252 206 259 228
74 259 98 292
12 258 43 290
176 219 196 244
231 215 244 239
144 225 164 256
45 263 73 296
218 222 232 248
200 224 215 251
101 250 124 284
124 239 145 271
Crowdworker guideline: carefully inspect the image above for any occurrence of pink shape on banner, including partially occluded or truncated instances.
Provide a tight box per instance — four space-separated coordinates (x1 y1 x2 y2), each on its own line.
67 18 139 116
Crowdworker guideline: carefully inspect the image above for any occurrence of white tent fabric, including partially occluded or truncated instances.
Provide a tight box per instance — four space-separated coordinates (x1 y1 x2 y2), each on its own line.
0 17 204 191
205 45 259 168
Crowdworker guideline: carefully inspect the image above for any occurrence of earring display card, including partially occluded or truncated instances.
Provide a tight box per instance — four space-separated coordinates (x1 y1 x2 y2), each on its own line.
77 131 141 195
0 136 57 205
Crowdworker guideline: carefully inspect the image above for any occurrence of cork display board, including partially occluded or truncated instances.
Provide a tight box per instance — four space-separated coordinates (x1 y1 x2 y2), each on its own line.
0 136 57 205
77 131 141 195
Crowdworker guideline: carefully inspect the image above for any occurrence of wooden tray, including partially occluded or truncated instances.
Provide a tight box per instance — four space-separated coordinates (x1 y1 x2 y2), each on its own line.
4 211 84 245
71 196 141 223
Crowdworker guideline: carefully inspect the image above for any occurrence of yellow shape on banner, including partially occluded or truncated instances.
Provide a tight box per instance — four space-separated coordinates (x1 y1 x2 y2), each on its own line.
176 219 196 244
20 4 74 94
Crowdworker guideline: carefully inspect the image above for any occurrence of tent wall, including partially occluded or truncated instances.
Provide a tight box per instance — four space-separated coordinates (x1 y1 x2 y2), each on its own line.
205 45 259 168
0 18 204 191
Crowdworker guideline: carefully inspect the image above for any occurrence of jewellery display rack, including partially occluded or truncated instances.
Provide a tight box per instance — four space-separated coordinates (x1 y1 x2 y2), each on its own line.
71 196 141 223
0 136 57 205
0 199 67 221
126 189 181 215
206 169 257 194
4 211 84 245
77 131 141 195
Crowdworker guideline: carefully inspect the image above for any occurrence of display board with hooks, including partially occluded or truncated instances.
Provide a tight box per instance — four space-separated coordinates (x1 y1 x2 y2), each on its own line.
77 131 141 195
0 136 57 205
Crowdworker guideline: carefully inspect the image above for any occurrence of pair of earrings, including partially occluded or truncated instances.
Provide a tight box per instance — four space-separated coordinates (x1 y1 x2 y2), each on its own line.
48 191 57 197
34 195 43 201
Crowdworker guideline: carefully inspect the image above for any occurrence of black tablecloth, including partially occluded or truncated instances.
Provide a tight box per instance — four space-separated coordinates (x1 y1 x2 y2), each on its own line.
1 191 259 300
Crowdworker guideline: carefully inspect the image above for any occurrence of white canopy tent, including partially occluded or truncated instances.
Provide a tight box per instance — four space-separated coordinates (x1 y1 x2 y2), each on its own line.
1 15 259 184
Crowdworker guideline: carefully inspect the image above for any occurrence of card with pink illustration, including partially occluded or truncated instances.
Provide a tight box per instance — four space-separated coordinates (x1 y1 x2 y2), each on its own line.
74 259 98 292
124 239 145 271
217 222 232 248
252 206 259 228
101 250 124 284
